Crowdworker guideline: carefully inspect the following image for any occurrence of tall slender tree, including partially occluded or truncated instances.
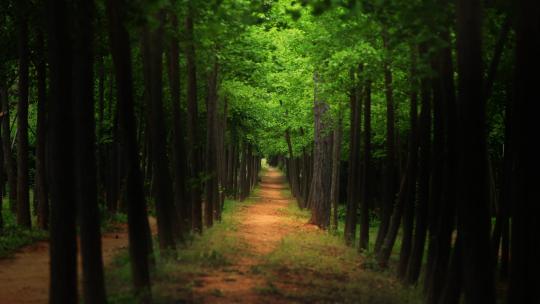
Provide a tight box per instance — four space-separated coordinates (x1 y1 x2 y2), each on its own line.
47 0 77 301
72 0 107 302
106 0 153 297
16 0 31 228
456 0 495 302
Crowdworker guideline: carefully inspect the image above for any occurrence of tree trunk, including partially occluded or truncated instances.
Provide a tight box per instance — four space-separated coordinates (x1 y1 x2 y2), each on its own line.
404 46 431 285
47 0 77 301
377 67 418 267
185 5 203 233
344 67 361 245
308 72 332 229
167 12 190 236
359 80 372 251
456 0 496 302
35 29 49 230
205 60 220 227
375 28 396 253
106 0 153 297
1 74 16 214
330 106 343 231
72 1 107 301
16 0 31 228
397 47 419 278
146 12 177 251
508 1 540 302
425 25 459 304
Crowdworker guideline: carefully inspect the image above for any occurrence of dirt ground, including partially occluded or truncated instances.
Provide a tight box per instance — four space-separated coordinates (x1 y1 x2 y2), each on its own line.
0 218 157 304
192 168 307 303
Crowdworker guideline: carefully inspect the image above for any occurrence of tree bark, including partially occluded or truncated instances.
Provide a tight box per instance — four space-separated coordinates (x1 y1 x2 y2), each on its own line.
456 0 496 302
344 67 361 245
205 60 220 227
359 80 372 251
375 28 396 253
106 0 153 297
185 4 203 233
16 0 31 228
404 45 431 285
330 106 343 231
47 0 77 301
147 12 177 251
35 29 49 230
72 1 107 301
308 72 332 229
167 12 190 236
508 1 540 302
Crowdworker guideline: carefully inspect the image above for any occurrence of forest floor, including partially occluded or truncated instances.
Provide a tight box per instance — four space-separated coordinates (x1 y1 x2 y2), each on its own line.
108 168 420 303
0 218 157 303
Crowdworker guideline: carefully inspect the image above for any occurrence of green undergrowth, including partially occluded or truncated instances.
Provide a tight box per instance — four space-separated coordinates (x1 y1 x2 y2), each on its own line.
0 198 48 258
107 196 257 303
263 199 422 303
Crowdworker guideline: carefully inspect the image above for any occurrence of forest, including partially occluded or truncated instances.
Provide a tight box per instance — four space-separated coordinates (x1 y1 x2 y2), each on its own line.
0 0 538 303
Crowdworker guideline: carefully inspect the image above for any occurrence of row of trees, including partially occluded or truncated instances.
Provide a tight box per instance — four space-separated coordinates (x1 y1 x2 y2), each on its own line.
0 0 266 301
268 0 537 303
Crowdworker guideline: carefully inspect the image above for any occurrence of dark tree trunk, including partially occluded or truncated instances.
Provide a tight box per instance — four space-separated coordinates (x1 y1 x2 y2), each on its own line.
106 0 153 297
397 47 419 278
185 5 203 233
46 0 77 301
167 12 190 236
308 72 332 229
72 1 107 301
425 25 459 304
0 84 5 230
377 66 419 267
345 67 361 245
375 28 396 253
1 74 16 214
359 80 371 251
439 239 463 304
404 47 431 285
147 12 177 251
239 142 248 201
330 106 343 231
35 30 49 230
16 0 31 228
424 47 446 292
508 1 540 302
285 128 300 204
205 60 219 227
456 0 496 302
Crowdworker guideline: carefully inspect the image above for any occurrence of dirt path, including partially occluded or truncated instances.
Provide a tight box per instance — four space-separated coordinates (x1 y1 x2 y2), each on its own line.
0 219 157 304
193 167 308 303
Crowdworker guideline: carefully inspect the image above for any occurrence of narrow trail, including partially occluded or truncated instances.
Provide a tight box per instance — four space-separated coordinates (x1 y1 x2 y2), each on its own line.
0 219 157 304
193 167 312 303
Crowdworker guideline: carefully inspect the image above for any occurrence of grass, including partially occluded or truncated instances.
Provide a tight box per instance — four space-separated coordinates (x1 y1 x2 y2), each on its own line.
258 200 422 303
0 198 48 258
106 197 256 303
0 196 130 258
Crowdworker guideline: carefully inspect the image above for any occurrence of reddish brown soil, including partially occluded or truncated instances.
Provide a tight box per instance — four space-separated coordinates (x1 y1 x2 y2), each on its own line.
193 168 311 304
0 218 157 304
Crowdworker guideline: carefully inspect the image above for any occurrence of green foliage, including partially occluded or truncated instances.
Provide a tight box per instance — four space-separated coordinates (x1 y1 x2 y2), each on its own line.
0 202 48 258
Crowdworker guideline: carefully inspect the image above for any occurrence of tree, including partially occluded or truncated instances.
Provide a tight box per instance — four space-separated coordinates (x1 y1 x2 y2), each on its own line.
46 0 78 301
72 0 107 302
185 3 203 232
106 0 153 297
205 60 220 227
508 0 540 302
455 0 495 301
308 72 332 229
16 0 31 228
146 11 177 251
